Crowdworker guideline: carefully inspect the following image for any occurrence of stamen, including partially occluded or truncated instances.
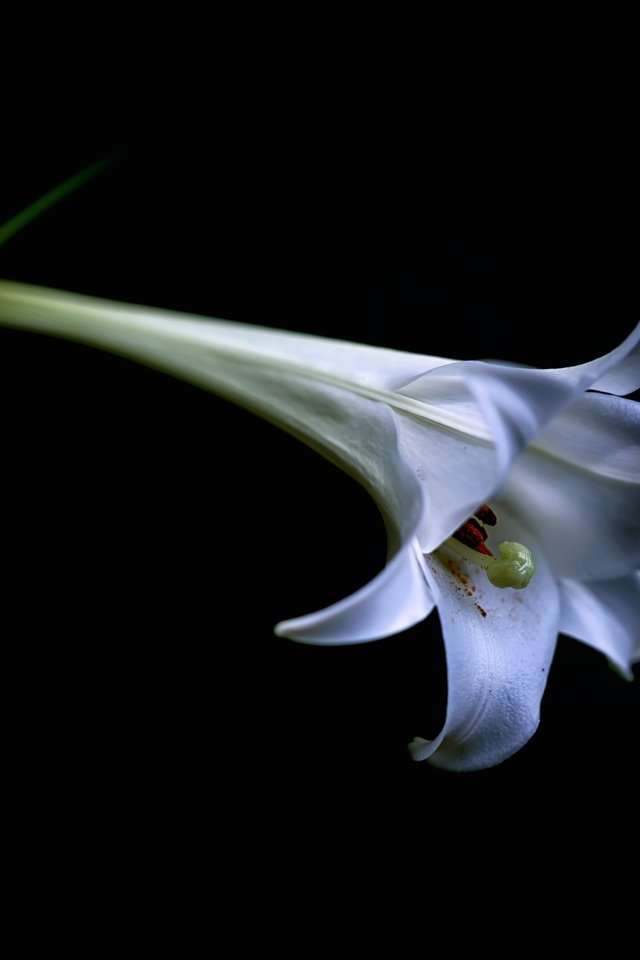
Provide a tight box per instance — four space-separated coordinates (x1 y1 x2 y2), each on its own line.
452 518 493 556
439 505 536 590
475 504 497 526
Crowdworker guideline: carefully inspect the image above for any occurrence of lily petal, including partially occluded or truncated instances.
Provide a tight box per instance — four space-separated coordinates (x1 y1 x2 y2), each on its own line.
276 540 435 643
0 281 452 390
410 521 560 770
397 323 640 549
502 393 640 580
395 413 495 552
0 281 436 642
559 572 640 681
397 361 584 550
583 329 640 396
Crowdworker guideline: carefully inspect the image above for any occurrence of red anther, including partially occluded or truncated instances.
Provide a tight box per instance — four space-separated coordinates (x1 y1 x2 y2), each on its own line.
452 518 494 556
472 542 493 556
475 504 497 526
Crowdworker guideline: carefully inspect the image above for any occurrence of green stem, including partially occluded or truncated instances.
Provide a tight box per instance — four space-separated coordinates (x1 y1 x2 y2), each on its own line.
0 152 122 249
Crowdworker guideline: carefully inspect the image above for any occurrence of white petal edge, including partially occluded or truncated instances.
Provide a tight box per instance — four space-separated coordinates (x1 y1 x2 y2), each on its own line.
559 572 640 681
585 325 640 396
410 520 560 771
275 539 435 644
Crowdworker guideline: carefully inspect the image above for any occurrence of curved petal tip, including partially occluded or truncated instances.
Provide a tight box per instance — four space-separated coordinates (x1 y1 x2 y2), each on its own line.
275 542 435 645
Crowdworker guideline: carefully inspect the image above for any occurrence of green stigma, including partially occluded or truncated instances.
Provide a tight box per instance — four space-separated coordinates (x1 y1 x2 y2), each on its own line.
486 541 536 589
442 537 536 590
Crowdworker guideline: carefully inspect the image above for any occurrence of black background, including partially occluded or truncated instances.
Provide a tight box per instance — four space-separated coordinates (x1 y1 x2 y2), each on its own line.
1 134 638 869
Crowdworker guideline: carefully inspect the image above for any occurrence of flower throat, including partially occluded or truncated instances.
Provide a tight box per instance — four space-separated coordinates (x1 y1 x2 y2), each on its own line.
442 504 535 590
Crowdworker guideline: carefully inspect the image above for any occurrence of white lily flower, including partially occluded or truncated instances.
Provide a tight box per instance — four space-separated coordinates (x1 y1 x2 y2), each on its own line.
0 280 638 771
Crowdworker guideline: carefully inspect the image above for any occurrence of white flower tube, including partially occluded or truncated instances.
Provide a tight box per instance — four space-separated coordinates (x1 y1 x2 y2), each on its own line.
1 279 638 770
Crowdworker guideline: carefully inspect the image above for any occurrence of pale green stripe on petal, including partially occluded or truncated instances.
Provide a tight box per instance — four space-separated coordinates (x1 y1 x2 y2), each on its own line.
0 281 486 440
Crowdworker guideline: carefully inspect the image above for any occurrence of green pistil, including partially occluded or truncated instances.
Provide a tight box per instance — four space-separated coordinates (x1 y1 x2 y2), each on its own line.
443 538 536 590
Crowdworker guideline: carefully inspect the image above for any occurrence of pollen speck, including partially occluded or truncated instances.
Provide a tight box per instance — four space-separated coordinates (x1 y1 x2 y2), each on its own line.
475 603 488 618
